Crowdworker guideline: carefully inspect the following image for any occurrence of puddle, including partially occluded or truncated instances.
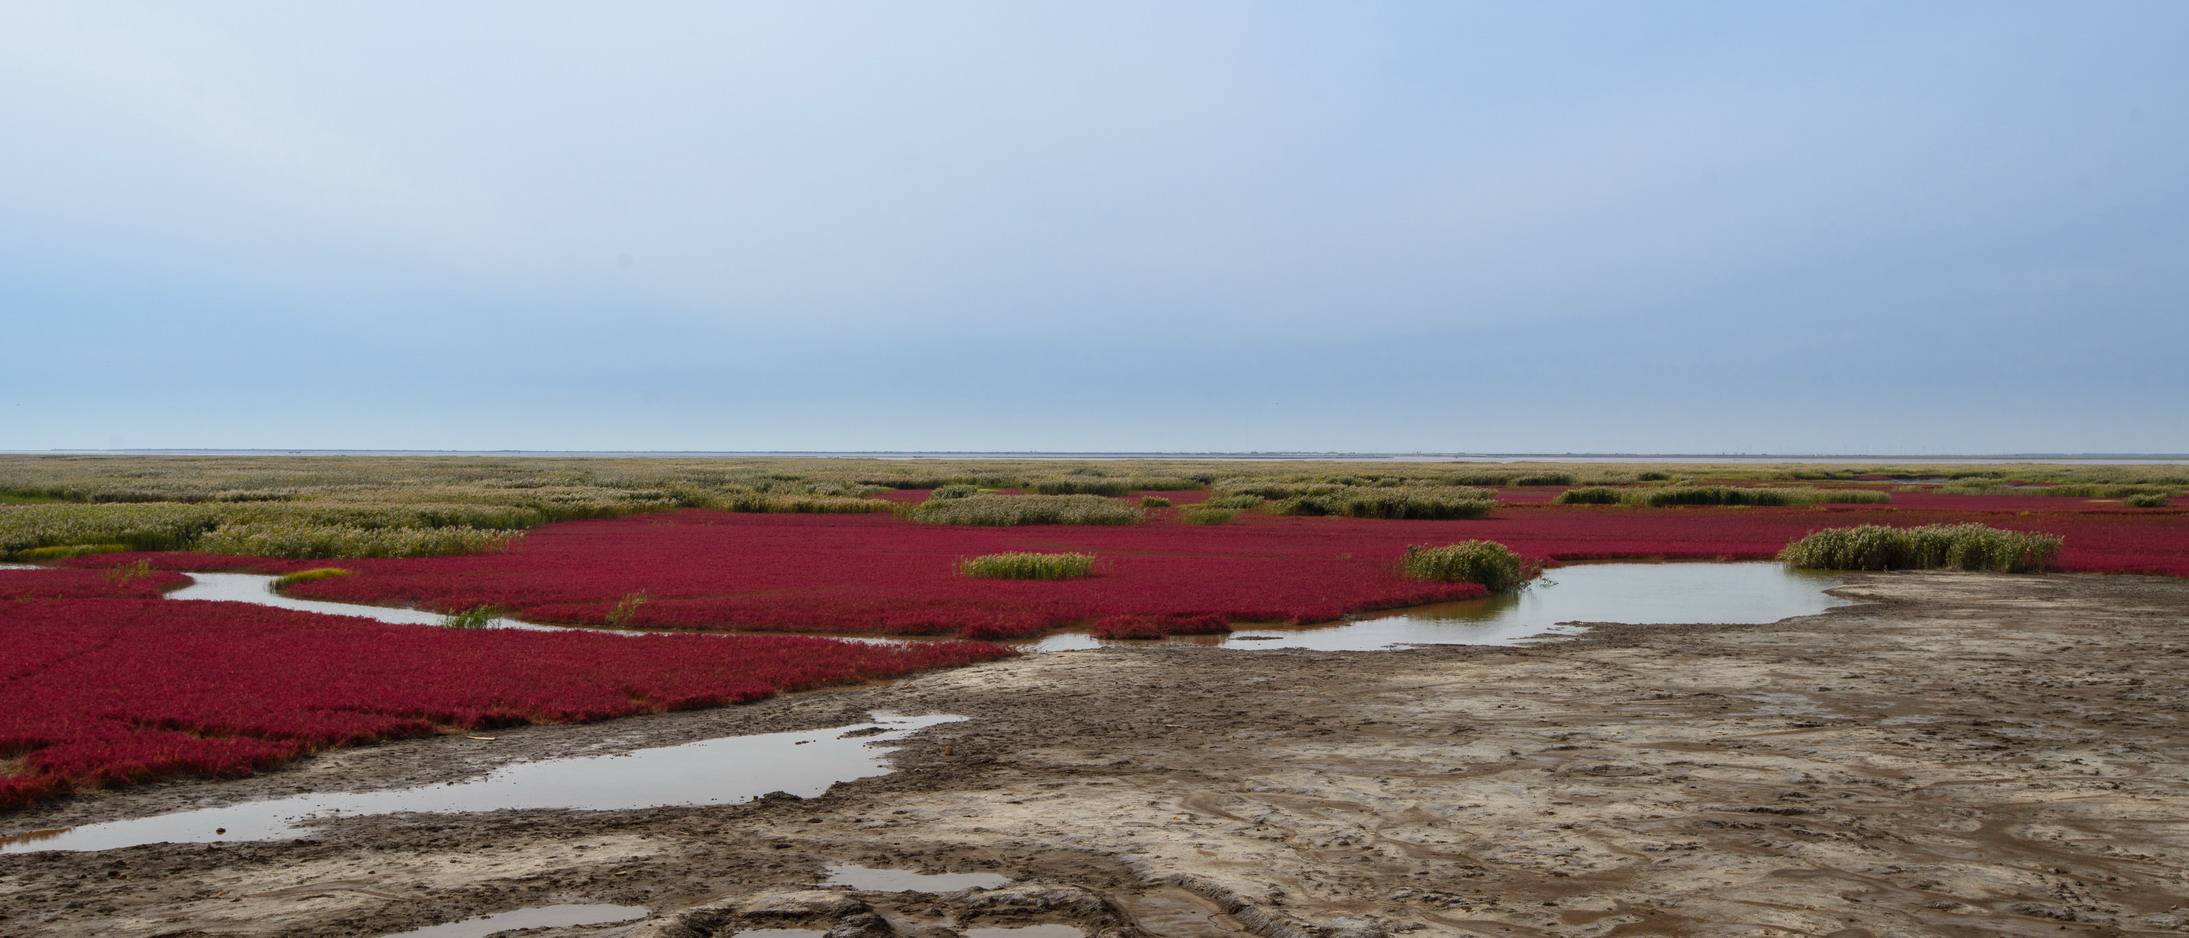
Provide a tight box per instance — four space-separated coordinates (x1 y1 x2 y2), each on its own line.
964 928 1085 938
1 712 962 854
381 903 648 937
1028 562 1847 652
823 862 1009 892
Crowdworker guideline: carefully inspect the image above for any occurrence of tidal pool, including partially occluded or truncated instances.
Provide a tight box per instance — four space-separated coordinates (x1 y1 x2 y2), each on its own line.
1028 562 1849 652
381 903 648 938
0 712 963 854
170 572 563 632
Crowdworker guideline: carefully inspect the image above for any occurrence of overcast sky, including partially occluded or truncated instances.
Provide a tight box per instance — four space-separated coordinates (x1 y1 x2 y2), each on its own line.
4 2 2185 454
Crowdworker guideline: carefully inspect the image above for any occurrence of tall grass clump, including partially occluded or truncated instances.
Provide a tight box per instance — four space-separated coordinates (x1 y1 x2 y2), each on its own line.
1180 505 1237 525
704 491 893 514
1140 496 1172 508
2122 493 2171 508
1779 524 2062 573
1272 486 1494 520
272 567 353 589
929 484 980 500
908 494 1142 526
957 552 1097 580
1206 494 1264 510
1401 541 1532 592
1554 487 1624 505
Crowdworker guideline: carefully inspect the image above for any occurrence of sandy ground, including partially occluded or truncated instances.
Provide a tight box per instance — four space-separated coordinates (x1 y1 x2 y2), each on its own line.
4 571 2188 937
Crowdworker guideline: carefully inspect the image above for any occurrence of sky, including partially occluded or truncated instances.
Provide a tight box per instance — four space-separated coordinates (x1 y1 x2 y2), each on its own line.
3 2 2185 454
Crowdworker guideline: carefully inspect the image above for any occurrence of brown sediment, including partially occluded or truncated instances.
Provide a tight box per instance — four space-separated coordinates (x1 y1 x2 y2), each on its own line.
2 572 2187 936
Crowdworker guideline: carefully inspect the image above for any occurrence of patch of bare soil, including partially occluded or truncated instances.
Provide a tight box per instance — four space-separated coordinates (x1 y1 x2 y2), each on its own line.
4 572 2189 936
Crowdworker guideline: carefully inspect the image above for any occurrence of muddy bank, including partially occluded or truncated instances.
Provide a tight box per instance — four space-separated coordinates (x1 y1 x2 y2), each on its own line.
4 572 2188 936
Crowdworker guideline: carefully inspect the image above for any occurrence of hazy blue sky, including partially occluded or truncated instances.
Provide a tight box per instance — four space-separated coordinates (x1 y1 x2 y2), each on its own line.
4 2 2185 453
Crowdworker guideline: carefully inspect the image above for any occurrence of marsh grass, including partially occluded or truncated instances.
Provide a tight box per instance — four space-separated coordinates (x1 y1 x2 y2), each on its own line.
1401 541 1531 591
2123 493 2172 508
1779 523 2061 572
13 543 130 561
1180 505 1238 524
194 523 520 559
908 494 1142 526
1206 494 1264 510
957 552 1098 580
271 567 354 589
1140 496 1172 508
929 484 980 500
1271 486 1495 520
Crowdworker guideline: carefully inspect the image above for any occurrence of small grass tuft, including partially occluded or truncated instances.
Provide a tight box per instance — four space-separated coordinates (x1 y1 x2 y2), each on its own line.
12 543 130 561
1401 541 1532 592
1779 523 2061 572
929 484 980 500
2122 493 2171 508
272 567 353 590
440 605 501 629
606 591 649 627
1180 505 1238 525
957 552 1097 580
1140 496 1172 508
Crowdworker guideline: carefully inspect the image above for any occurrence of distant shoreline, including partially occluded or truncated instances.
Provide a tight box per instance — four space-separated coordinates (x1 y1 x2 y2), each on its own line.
7 449 2187 464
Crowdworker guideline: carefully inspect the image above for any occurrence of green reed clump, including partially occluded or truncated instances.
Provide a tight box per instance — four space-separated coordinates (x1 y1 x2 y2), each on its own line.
0 503 226 557
1557 486 1889 507
1271 486 1495 520
1140 496 1172 508
929 484 981 500
272 567 354 589
1029 476 1199 495
1779 523 2061 573
194 523 520 559
908 495 1142 526
1554 487 1624 505
2030 484 2173 499
1401 541 1532 592
1509 472 1576 486
957 552 1098 580
1206 494 1264 510
441 605 500 629
1180 505 1237 524
2122 493 2170 508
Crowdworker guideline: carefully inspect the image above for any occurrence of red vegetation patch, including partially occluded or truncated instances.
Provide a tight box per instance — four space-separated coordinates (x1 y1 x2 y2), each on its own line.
270 502 2189 641
0 567 189 600
0 597 1009 809
288 510 1495 639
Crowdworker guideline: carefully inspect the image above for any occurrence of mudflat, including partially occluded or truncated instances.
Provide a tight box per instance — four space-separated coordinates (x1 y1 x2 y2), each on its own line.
4 572 2186 937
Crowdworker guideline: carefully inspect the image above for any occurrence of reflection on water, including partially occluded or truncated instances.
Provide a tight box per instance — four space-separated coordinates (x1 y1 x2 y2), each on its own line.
0 712 962 854
1027 562 1848 652
380 904 648 938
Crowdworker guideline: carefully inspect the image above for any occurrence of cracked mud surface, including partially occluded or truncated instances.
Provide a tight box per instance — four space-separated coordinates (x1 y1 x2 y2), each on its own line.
4 572 2188 936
